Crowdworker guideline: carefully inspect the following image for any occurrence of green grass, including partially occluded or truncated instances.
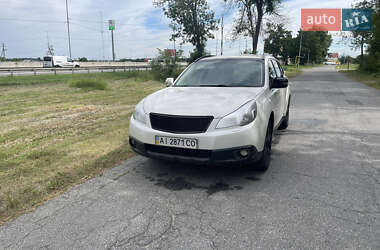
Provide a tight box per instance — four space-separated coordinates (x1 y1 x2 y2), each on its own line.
336 64 359 71
0 71 164 225
0 71 153 87
69 79 108 90
340 70 380 90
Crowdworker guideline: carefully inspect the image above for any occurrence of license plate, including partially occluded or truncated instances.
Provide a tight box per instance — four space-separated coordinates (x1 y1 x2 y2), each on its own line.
155 136 198 149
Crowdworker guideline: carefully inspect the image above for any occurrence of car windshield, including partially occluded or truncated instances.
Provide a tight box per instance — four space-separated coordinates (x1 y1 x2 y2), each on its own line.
175 58 264 87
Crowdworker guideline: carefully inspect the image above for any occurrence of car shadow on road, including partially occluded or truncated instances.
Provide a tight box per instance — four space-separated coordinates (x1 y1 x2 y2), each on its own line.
128 156 266 196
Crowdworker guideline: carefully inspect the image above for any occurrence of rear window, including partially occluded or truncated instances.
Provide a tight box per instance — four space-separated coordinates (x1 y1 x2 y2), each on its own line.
43 57 52 61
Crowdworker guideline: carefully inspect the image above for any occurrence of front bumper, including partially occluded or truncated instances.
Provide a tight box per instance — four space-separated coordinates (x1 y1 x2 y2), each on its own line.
129 137 262 165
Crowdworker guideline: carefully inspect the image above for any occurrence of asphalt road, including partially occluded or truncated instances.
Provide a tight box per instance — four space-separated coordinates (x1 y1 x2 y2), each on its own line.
1 66 380 249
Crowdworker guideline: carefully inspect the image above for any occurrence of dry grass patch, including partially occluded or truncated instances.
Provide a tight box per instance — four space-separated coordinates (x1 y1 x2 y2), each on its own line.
0 72 163 225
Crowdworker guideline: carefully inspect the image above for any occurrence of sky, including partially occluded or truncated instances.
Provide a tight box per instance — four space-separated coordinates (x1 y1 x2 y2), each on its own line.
0 0 360 60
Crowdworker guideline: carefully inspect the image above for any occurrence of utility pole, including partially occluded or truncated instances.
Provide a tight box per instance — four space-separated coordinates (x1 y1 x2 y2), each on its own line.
173 37 176 62
65 0 72 58
109 20 116 61
111 30 115 61
297 30 303 68
221 15 224 56
46 32 54 56
100 11 105 61
1 43 6 61
307 49 310 65
215 31 218 55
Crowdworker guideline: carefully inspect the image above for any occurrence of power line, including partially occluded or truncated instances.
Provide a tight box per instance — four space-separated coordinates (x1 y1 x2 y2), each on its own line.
70 21 102 32
0 18 65 23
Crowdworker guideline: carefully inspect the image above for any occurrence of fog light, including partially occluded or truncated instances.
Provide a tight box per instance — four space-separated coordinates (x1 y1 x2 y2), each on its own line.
130 138 135 146
240 149 249 157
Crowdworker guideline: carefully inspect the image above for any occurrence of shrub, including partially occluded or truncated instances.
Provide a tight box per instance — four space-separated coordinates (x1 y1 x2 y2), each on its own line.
359 54 380 73
150 49 184 81
69 79 108 90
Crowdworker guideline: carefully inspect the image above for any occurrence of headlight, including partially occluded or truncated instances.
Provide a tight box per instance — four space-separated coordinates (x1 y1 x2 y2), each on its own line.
216 101 257 129
133 99 147 124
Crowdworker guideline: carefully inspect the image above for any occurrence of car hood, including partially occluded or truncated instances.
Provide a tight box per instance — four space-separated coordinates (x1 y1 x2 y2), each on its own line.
143 87 264 118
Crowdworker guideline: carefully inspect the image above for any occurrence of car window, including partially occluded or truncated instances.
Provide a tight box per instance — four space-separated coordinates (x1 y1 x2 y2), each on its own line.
175 58 264 87
67 58 73 62
268 60 277 80
276 61 285 76
271 60 282 77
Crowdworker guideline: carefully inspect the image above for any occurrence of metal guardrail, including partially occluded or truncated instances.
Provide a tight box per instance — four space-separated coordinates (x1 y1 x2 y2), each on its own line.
0 66 152 77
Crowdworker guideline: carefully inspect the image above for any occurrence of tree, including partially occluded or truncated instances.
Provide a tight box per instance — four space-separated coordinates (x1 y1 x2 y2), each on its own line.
228 0 282 53
369 0 380 54
361 0 380 72
290 30 332 65
154 0 218 62
264 23 292 64
350 0 376 58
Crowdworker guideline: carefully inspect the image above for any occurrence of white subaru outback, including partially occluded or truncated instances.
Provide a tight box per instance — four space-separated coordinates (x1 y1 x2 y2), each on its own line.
129 55 291 171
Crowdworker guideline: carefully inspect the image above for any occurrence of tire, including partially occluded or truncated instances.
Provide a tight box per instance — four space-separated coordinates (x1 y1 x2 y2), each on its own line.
255 120 273 172
75 65 80 68
278 100 290 130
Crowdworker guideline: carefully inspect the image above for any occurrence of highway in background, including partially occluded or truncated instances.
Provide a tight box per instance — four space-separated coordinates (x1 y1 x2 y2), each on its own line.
0 66 152 77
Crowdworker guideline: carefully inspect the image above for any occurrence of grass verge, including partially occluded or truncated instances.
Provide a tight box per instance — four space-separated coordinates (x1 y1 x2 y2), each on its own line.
340 70 380 90
285 64 321 78
335 64 359 71
0 71 163 225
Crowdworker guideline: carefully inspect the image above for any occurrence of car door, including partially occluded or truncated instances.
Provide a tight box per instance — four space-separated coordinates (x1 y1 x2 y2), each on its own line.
272 60 288 120
66 58 74 67
268 59 282 127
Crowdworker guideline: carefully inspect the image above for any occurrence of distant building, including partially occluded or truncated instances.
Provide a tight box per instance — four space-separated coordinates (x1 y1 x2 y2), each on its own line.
325 52 340 65
328 53 339 58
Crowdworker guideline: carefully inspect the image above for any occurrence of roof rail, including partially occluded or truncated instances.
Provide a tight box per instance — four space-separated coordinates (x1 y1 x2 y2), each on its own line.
194 55 215 63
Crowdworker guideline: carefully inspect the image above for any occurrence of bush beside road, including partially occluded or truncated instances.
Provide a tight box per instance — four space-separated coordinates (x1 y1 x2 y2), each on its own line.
335 64 359 71
0 71 164 225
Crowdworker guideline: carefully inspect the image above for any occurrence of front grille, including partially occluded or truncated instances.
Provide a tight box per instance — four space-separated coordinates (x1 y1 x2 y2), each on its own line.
150 113 213 134
146 144 212 158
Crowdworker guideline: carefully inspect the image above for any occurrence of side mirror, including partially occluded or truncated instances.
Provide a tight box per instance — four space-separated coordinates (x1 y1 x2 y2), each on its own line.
271 77 288 89
165 77 174 87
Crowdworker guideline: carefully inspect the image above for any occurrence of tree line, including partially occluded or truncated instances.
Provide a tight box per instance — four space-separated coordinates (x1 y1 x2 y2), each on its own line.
264 24 332 65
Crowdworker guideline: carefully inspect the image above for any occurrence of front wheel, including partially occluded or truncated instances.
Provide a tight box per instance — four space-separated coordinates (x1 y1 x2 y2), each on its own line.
255 121 273 172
